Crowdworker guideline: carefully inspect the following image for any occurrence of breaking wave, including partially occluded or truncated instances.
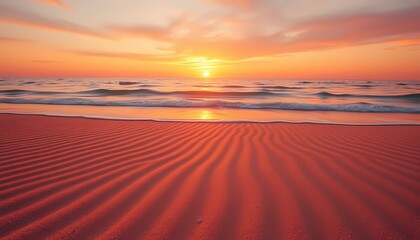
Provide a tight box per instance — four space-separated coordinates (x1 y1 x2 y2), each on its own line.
1 98 419 113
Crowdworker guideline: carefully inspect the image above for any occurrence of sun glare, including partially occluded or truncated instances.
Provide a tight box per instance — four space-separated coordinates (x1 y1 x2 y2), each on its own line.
200 110 213 120
202 71 210 78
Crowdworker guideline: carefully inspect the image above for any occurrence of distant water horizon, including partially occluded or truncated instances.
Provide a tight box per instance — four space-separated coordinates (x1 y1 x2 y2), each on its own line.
0 78 419 124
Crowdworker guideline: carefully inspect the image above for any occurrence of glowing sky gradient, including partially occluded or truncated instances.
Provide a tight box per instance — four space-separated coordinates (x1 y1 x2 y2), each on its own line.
0 0 419 79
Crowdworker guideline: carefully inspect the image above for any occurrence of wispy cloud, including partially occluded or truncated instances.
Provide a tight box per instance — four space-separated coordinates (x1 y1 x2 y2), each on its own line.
206 0 256 11
34 0 69 9
31 60 62 63
289 6 420 46
69 5 420 61
166 6 420 60
106 24 170 42
0 5 109 39
72 50 181 63
0 36 32 43
2 2 419 63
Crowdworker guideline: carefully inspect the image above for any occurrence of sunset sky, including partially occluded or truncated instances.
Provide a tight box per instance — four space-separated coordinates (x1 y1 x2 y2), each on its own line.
0 0 419 79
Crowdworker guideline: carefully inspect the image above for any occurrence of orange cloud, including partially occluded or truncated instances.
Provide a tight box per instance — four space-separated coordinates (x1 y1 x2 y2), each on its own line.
72 50 181 63
0 5 109 39
97 6 419 62
169 6 420 60
35 0 69 9
206 0 256 11
291 7 420 46
107 24 170 42
31 60 61 63
1 2 419 65
0 36 31 43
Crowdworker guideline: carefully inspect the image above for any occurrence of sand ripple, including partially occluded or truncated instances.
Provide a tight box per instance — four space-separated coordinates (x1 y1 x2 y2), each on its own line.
0 114 419 239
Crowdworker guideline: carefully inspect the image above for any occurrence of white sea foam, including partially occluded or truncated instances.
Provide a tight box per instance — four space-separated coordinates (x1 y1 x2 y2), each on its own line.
0 98 419 113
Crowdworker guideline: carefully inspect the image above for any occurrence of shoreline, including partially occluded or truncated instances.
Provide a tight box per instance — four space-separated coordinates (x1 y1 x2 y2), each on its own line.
1 112 420 126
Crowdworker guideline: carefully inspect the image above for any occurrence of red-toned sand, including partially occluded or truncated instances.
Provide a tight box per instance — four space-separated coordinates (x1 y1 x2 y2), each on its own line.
0 114 419 239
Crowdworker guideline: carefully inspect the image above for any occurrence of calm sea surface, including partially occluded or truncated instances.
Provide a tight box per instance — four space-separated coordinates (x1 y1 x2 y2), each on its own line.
0 78 419 124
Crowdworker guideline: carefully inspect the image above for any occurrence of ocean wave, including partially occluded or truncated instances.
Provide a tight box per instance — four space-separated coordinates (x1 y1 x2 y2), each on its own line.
85 89 279 97
221 85 246 88
1 98 419 113
22 81 37 85
353 84 374 88
192 85 246 88
4 86 420 102
0 89 63 95
0 89 277 98
263 85 302 90
316 92 420 102
118 81 139 85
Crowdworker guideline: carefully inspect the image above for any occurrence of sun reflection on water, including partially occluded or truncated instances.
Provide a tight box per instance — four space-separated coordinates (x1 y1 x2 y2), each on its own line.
200 110 213 120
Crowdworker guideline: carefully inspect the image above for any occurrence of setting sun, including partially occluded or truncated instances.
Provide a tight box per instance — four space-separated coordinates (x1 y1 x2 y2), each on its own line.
202 71 210 78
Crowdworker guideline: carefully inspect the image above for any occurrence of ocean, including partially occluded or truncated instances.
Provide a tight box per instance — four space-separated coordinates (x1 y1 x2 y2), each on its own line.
0 78 419 124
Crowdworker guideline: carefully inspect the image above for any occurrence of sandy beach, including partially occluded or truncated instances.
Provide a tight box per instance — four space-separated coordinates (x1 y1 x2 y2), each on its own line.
0 113 418 239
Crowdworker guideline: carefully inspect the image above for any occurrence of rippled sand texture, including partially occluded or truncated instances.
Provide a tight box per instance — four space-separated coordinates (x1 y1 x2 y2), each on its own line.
0 114 419 239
